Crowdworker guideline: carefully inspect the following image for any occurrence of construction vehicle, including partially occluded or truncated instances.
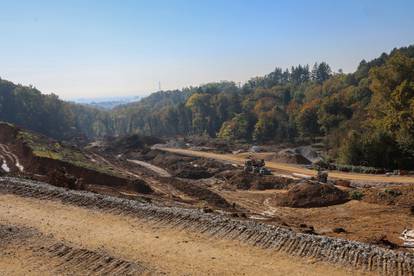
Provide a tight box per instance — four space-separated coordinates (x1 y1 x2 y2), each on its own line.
244 156 272 176
316 165 328 183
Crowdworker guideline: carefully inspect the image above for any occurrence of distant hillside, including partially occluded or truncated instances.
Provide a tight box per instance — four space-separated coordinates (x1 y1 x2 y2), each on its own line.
72 96 143 110
0 79 111 140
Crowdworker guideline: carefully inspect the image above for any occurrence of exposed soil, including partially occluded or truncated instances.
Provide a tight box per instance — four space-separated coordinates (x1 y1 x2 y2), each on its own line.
222 170 296 190
100 134 164 153
274 182 349 208
160 147 414 184
128 149 234 180
127 159 172 177
271 149 311 165
3 125 414 275
167 178 231 209
362 185 414 207
0 181 358 276
0 122 157 198
174 167 213 179
46 168 85 190
84 145 414 251
184 135 243 153
0 224 146 275
216 187 414 249
126 178 154 194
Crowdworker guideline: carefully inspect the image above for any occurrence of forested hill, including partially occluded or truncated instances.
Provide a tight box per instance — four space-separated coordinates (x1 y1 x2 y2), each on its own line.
109 45 414 169
0 79 109 140
1 45 414 169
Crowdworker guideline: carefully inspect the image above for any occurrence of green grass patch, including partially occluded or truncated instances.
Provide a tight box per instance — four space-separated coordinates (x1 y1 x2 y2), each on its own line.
17 130 118 176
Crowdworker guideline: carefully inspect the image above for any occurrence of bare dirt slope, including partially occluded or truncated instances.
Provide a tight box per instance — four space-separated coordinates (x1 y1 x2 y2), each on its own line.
0 195 352 275
159 147 414 184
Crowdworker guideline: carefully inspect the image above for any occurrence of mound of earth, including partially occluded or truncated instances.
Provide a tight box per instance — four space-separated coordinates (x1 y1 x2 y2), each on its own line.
296 146 322 163
104 134 163 153
275 182 349 208
222 170 295 190
271 149 311 165
362 186 414 207
174 167 213 179
149 150 192 168
47 169 85 190
137 150 233 179
184 136 240 153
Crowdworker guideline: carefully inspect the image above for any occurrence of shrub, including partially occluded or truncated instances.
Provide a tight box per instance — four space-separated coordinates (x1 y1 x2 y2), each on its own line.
384 189 402 197
349 190 364 200
314 163 385 174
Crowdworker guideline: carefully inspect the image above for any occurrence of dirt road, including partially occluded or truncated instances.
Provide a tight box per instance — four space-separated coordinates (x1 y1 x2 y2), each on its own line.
127 159 172 177
159 148 414 184
0 194 352 275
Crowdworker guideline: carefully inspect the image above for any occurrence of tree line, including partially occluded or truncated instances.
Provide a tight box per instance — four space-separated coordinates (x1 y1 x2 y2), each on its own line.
1 45 413 169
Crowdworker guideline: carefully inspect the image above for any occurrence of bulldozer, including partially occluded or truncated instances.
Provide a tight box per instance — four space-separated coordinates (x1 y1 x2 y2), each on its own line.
244 156 272 176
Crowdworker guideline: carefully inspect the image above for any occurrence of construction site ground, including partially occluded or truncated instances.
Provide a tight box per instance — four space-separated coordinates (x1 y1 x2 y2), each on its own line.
1 126 414 275
58 147 414 250
218 188 414 245
159 147 414 184
0 185 356 275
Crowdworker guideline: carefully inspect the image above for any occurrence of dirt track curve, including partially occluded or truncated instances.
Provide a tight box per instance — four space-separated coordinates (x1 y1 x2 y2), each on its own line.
127 159 172 177
159 148 414 184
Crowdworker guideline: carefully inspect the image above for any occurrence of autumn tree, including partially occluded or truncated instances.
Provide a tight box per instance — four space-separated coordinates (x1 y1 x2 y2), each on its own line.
296 100 321 137
369 52 414 153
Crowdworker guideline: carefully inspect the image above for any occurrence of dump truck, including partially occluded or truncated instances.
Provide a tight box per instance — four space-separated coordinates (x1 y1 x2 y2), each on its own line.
244 156 272 176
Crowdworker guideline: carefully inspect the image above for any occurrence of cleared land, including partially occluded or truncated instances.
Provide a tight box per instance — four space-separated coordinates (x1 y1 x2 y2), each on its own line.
159 147 414 184
0 184 355 275
1 124 413 275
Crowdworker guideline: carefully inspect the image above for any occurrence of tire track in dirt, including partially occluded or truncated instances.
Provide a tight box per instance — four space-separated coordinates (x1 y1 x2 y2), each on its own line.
0 188 351 276
0 177 412 275
0 224 149 275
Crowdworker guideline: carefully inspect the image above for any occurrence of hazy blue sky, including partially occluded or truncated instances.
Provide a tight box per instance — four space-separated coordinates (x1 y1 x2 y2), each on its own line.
0 0 413 99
